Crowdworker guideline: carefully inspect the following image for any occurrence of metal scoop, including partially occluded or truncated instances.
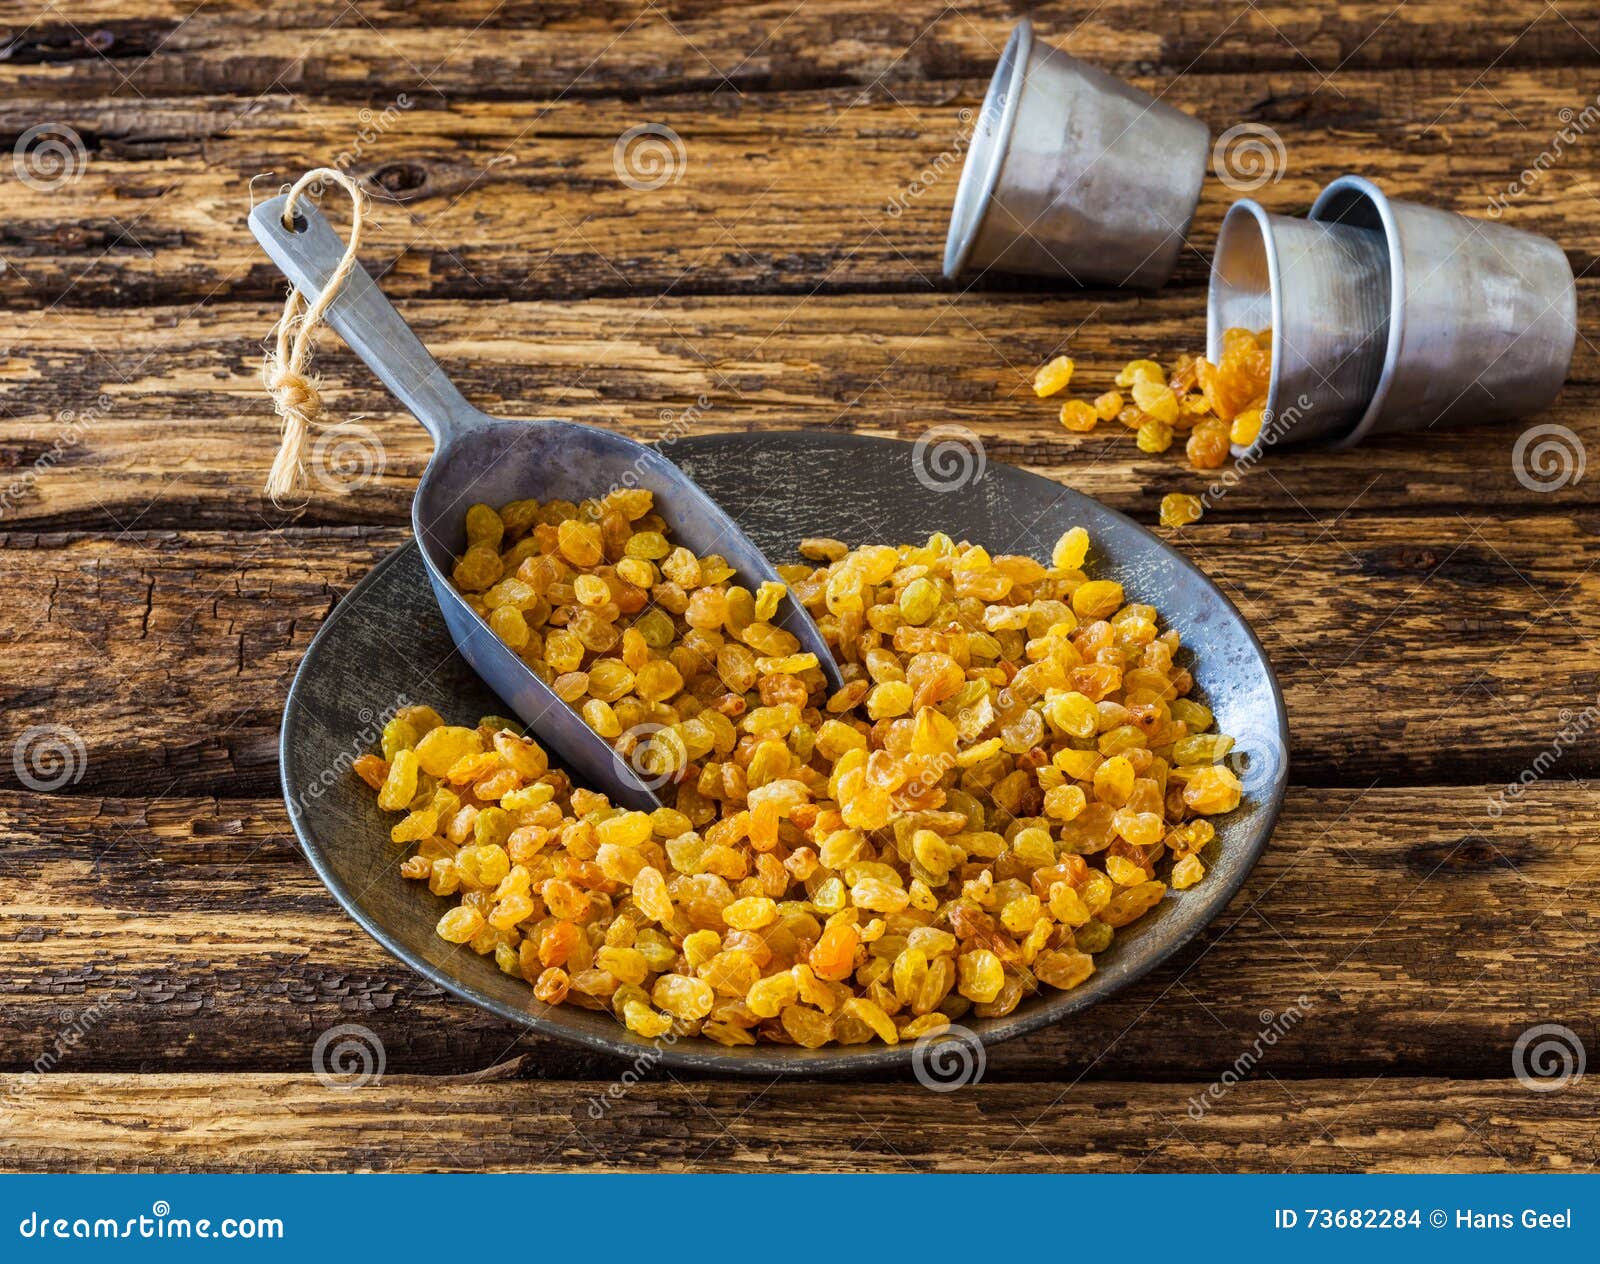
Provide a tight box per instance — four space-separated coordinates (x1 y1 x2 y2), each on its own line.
249 194 844 811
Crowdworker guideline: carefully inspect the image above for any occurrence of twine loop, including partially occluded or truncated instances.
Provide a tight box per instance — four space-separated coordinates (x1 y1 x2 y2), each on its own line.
262 167 368 501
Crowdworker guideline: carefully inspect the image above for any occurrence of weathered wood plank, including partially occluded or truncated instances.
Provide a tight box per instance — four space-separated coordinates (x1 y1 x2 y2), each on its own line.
1 779 1594 1078
1 515 1597 795
2 1073 1591 1171
5 0 1590 1174
1 291 1596 532
0 68 1592 306
4 1 1597 103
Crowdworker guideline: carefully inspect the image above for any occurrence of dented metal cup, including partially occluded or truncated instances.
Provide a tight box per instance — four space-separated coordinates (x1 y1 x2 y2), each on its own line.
1309 175 1577 448
943 18 1210 289
1208 200 1392 453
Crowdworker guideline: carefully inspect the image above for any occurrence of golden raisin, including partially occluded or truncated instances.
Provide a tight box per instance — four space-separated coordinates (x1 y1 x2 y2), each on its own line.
1060 399 1099 433
1033 355 1075 397
1159 493 1203 528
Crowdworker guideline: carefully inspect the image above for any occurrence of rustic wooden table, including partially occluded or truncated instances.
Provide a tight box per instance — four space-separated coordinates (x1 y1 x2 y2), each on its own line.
2 0 1597 1173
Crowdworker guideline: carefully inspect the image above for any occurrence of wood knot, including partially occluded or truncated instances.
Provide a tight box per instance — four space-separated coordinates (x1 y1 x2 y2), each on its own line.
1404 834 1525 876
369 161 429 198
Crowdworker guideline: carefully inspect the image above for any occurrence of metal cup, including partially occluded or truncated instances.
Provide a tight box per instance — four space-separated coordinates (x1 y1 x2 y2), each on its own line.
1208 199 1391 453
943 18 1210 289
1308 175 1577 448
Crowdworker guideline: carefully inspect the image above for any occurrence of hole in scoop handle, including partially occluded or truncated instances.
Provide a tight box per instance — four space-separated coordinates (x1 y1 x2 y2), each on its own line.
248 193 478 446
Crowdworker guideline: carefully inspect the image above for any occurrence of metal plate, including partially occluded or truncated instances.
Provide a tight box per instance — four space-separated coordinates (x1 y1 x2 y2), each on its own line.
281 431 1289 1074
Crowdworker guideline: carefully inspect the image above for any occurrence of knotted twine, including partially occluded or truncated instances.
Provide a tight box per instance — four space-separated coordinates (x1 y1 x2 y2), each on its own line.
262 167 369 502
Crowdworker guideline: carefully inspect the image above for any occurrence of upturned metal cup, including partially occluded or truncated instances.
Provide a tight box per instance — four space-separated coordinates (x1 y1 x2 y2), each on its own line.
1208 199 1392 453
943 18 1210 289
1309 175 1577 448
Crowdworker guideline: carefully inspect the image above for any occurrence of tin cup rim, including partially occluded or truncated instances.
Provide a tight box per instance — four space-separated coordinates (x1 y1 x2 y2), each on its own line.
942 18 1032 279
1309 174 1406 451
1208 199 1287 458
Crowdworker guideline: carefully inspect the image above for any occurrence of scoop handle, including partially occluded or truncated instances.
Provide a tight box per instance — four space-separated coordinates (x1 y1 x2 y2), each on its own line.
249 193 481 447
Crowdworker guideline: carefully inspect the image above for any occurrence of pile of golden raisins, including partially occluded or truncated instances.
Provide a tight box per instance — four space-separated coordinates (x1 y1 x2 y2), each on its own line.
1034 328 1273 529
355 489 1244 1049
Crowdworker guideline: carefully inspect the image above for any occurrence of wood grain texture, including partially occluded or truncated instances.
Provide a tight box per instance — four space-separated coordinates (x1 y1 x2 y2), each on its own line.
2 516 1597 796
2 782 1594 1079
5 0 1598 102
3 1073 1593 1172
3 0 1597 1174
1 290 1597 532
0 67 1594 307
